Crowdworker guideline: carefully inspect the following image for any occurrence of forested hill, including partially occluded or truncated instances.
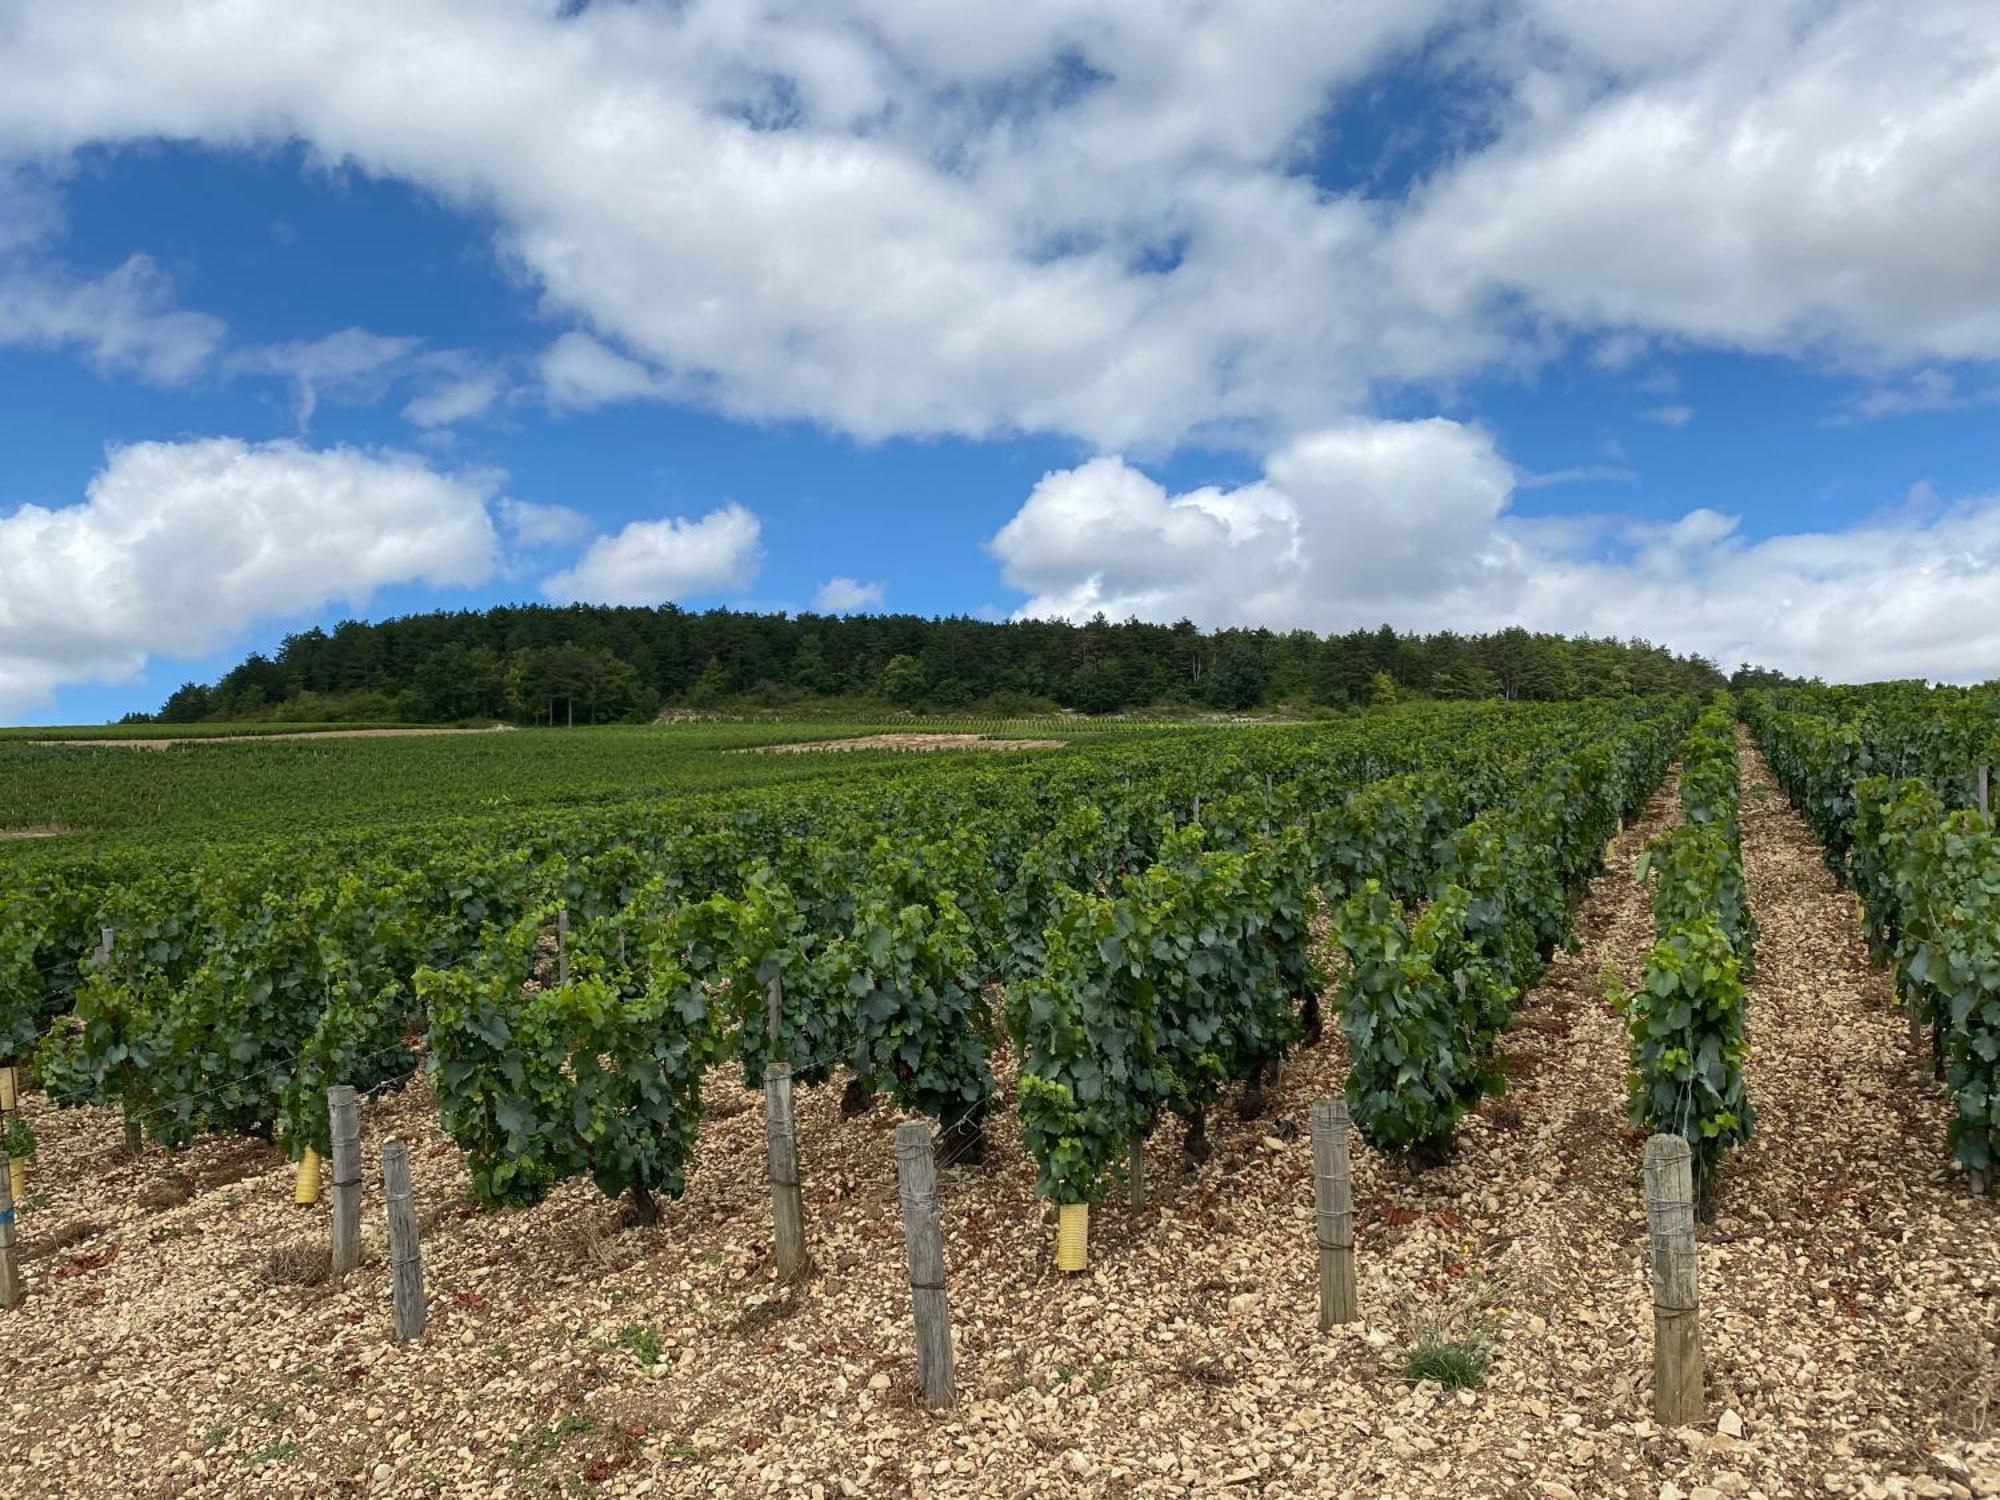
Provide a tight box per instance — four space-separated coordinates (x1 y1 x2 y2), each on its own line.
145 605 1757 725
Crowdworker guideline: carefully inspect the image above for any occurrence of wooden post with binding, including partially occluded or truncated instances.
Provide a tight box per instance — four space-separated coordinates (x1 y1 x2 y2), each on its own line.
1644 1134 1704 1424
893 1120 955 1406
1311 1097 1357 1328
764 1061 807 1281
0 1103 22 1309
328 1085 362 1277
382 1141 426 1342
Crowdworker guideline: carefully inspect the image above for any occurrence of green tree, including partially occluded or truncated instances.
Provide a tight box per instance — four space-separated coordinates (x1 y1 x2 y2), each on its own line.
880 654 928 707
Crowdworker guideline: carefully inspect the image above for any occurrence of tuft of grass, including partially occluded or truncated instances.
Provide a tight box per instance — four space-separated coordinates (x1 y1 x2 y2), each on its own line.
1402 1339 1487 1390
509 1411 596 1469
618 1324 663 1368
249 1440 299 1465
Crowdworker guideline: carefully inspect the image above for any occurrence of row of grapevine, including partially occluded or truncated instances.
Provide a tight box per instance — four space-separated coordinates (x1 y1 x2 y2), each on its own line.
1615 695 1754 1191
1745 686 1999 1182
1331 702 1689 1159
3 699 1692 1250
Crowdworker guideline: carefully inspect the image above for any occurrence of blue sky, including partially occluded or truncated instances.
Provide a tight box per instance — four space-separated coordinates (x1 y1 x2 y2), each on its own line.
4 0 2000 722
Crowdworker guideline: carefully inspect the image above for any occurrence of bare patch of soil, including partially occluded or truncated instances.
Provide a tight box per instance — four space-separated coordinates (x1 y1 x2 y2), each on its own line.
737 732 1067 754
26 725 515 751
0 824 72 840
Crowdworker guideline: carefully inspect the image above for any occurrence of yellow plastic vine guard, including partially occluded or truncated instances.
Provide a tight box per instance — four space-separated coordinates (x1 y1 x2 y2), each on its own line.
295 1146 323 1205
1056 1202 1088 1272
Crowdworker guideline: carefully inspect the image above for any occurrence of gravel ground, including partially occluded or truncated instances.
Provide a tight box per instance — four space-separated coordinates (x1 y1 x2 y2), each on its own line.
3 740 1996 1499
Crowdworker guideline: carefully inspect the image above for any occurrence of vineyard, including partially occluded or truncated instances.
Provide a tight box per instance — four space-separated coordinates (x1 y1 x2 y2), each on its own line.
1 695 1997 1498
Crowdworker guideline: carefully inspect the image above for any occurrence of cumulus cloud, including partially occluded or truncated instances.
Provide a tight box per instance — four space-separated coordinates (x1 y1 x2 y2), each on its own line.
1641 405 1693 428
0 438 499 714
813 576 884 613
992 417 2000 682
0 2 1995 447
0 255 224 383
542 503 762 606
1390 2 2000 364
0 2 1995 445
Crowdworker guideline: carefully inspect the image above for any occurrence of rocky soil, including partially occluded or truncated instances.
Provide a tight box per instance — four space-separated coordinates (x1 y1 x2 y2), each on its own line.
3 740 1994 1498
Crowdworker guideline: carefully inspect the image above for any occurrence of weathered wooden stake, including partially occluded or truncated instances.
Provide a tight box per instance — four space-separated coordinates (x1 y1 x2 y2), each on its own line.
765 975 782 1044
381 1140 426 1342
0 1066 25 1203
893 1120 955 1407
1128 1135 1146 1210
1643 1134 1704 1425
764 1061 807 1281
95 926 113 972
555 908 570 988
1311 1097 1357 1328
328 1085 362 1277
0 1122 21 1309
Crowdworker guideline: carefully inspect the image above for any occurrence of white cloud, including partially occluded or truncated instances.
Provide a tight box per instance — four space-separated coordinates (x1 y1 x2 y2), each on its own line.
542 503 762 606
813 576 883 613
498 497 592 549
1515 464 1637 491
232 327 419 429
3 2 1997 446
1641 405 1693 428
538 332 671 411
1391 1 2000 365
0 438 499 715
1831 369 2000 424
992 417 2000 682
0 2 1997 447
0 255 224 383
403 371 505 427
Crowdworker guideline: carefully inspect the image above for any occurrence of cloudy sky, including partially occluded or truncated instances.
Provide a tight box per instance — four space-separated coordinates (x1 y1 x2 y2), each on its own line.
3 0 2000 721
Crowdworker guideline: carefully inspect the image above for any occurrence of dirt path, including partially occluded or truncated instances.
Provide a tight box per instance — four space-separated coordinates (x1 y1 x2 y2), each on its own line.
24 726 514 751
735 733 1066 755
1711 731 2000 1493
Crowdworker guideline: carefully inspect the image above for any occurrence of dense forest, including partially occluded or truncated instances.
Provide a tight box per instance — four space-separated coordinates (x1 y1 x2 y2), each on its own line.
141 605 1758 725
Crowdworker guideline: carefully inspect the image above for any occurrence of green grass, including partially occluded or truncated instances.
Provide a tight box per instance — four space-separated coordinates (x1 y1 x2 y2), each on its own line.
0 715 1202 857
617 1324 663 1367
1401 1339 1488 1389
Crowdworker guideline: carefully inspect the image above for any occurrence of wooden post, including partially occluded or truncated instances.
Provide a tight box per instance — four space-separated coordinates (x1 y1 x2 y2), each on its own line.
555 908 570 988
1128 1136 1145 1211
893 1121 955 1407
0 1122 21 1309
764 1061 807 1281
328 1085 362 1277
1311 1097 1357 1328
0 1066 25 1203
95 926 113 972
381 1141 426 1342
765 975 782 1045
1643 1134 1703 1425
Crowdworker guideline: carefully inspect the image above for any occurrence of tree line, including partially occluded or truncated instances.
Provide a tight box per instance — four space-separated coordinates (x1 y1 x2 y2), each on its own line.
141 604 1752 725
